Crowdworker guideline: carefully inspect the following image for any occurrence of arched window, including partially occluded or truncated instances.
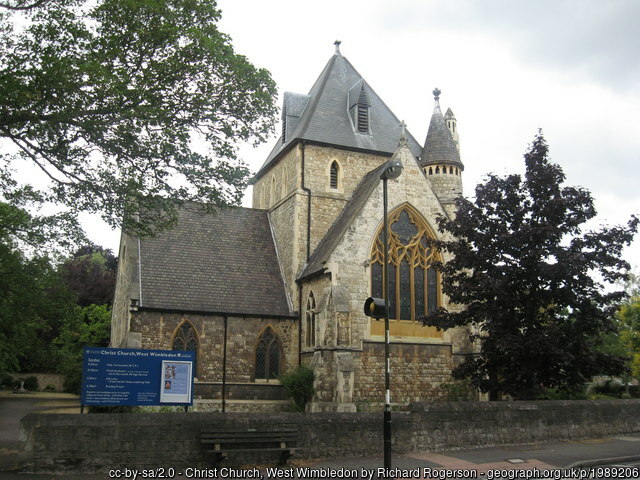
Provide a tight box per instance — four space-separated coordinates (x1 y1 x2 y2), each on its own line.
449 166 454 174
305 292 317 347
428 167 433 175
255 327 281 380
329 161 339 190
370 206 440 321
172 320 199 376
435 166 440 174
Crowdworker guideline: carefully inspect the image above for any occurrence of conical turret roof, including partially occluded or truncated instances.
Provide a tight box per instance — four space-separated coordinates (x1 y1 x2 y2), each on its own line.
420 89 463 170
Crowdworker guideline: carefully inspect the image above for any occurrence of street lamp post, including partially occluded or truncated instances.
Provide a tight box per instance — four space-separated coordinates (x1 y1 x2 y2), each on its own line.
364 159 403 470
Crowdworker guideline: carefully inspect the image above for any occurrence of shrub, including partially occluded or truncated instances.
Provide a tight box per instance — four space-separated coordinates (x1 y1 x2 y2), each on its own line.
280 365 314 412
536 387 587 400
88 405 139 413
587 379 626 398
43 384 56 392
0 373 14 389
440 380 475 401
23 376 39 391
63 363 83 395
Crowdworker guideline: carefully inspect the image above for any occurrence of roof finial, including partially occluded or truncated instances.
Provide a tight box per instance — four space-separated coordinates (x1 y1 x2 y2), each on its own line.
433 87 441 101
399 120 408 147
334 40 342 55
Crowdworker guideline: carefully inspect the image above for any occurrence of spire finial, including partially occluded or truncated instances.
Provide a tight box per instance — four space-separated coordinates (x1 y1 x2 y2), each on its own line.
334 40 342 55
433 87 441 101
399 121 408 146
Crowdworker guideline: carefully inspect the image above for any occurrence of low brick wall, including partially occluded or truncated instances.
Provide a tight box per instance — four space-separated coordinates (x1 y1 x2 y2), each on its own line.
19 400 640 473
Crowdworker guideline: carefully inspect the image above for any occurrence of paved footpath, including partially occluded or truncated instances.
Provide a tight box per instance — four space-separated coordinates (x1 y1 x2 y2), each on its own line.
2 433 639 480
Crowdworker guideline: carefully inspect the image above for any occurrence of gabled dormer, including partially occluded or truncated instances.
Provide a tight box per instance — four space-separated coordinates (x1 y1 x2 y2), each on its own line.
348 79 370 134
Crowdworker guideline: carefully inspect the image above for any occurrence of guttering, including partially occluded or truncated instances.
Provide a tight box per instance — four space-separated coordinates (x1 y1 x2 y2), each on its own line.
135 306 298 320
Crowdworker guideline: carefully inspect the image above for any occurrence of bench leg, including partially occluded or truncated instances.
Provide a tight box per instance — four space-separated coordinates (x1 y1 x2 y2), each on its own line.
212 451 226 466
279 450 293 466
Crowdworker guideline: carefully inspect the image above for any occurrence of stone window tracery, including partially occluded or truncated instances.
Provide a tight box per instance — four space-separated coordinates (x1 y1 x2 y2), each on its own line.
172 320 198 376
255 327 281 380
370 206 440 321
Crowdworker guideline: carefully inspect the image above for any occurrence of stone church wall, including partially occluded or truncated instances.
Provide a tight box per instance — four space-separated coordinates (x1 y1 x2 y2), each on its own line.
354 341 455 405
303 144 388 254
110 234 139 348
130 311 297 389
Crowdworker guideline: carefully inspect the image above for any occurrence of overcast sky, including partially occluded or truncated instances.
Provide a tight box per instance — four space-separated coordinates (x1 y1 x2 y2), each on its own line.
92 0 640 272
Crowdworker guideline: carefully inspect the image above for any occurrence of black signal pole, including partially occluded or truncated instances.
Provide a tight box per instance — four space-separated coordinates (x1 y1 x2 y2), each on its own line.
380 159 403 469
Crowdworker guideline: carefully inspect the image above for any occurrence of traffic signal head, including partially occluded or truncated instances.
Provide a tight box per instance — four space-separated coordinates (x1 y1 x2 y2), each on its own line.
364 297 385 319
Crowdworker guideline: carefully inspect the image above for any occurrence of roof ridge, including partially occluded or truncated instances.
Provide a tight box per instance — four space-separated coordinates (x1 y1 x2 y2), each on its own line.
288 54 338 142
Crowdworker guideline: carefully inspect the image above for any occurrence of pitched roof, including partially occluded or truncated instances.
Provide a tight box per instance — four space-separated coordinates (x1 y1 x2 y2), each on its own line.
420 98 463 170
256 52 423 178
138 205 293 317
298 163 386 281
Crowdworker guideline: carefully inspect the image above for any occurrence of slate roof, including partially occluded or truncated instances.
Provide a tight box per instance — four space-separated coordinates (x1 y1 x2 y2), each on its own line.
138 205 293 317
420 99 463 170
256 52 423 179
298 163 386 281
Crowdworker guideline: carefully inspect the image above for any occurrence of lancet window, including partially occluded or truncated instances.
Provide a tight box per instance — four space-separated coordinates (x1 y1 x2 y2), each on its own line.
255 327 281 380
172 320 198 376
305 292 317 347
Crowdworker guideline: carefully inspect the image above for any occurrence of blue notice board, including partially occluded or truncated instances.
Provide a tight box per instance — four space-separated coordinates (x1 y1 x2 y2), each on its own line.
81 347 195 406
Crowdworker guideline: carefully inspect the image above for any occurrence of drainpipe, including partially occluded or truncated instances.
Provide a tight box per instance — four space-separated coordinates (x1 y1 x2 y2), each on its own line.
300 141 312 261
221 315 228 412
299 141 312 365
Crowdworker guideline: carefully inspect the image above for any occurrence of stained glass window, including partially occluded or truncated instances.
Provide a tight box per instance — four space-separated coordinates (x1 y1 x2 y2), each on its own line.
255 327 281 380
370 205 440 320
172 321 198 376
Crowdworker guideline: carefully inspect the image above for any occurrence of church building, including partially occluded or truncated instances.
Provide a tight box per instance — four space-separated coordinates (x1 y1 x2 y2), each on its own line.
111 43 472 412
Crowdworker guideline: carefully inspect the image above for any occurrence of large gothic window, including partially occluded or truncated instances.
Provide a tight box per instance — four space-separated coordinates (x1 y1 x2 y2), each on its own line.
172 320 198 376
370 206 440 321
255 327 281 380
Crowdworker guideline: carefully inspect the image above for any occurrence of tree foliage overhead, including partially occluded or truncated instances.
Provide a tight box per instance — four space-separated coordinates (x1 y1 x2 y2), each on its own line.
59 244 117 307
423 133 638 400
0 0 278 235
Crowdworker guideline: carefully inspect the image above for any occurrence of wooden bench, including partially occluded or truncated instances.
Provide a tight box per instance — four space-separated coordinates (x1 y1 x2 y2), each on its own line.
200 428 301 465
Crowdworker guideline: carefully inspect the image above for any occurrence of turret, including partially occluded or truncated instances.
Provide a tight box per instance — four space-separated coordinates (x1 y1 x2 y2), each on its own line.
420 88 464 202
444 107 459 153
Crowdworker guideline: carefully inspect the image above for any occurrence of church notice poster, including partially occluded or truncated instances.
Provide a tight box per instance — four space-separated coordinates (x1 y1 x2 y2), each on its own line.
81 347 195 406
160 360 192 404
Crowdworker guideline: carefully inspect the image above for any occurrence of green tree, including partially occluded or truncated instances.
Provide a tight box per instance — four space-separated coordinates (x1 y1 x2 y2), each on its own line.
55 303 111 393
59 244 117 306
0 239 75 373
423 133 638 400
615 275 640 379
1 0 277 236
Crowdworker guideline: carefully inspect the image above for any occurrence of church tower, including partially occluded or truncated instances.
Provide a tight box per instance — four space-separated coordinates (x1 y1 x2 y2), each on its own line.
420 88 464 217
